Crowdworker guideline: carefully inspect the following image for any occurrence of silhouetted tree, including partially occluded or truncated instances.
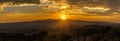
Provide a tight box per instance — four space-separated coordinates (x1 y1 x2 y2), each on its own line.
0 31 48 41
71 24 112 41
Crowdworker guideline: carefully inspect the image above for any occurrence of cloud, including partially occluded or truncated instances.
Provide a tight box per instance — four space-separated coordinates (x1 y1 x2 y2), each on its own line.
0 0 41 13
40 0 49 3
1 4 44 13
65 0 120 15
0 2 61 13
0 0 40 4
0 0 72 13
81 7 110 13
67 0 120 10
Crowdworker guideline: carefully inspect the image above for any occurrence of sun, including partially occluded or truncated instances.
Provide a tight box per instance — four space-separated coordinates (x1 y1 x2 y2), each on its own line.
61 14 67 20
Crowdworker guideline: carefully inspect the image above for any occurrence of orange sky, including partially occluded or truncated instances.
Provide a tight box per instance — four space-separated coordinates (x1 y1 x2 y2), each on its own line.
0 0 120 23
0 12 120 23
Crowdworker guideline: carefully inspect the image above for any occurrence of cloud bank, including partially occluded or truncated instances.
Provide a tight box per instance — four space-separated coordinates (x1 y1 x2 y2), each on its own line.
0 0 61 13
0 0 40 4
1 4 44 13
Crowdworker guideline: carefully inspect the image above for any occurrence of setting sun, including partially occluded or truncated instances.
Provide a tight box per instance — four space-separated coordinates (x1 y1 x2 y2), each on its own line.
61 14 67 20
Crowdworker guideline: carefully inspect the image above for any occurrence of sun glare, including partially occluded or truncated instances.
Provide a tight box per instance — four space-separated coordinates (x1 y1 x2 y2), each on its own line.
61 14 67 20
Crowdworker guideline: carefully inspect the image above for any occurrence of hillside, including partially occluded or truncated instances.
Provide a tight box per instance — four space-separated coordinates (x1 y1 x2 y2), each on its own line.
0 19 120 41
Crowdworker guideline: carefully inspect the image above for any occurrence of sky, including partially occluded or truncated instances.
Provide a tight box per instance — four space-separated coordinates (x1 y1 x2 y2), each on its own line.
0 0 120 23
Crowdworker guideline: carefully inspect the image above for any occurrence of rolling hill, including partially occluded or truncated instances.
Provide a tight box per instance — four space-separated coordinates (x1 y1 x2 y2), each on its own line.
0 19 120 41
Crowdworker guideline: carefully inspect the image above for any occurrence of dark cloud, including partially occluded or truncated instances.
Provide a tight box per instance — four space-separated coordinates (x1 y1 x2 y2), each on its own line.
67 0 120 8
1 5 44 13
0 0 40 4
67 0 107 7
108 0 120 9
67 0 120 14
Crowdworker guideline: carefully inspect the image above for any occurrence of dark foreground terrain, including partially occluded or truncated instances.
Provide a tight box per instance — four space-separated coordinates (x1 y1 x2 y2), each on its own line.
0 19 120 41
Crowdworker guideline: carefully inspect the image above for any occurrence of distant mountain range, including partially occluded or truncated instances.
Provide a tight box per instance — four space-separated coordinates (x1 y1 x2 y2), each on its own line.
0 19 120 41
0 19 120 31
